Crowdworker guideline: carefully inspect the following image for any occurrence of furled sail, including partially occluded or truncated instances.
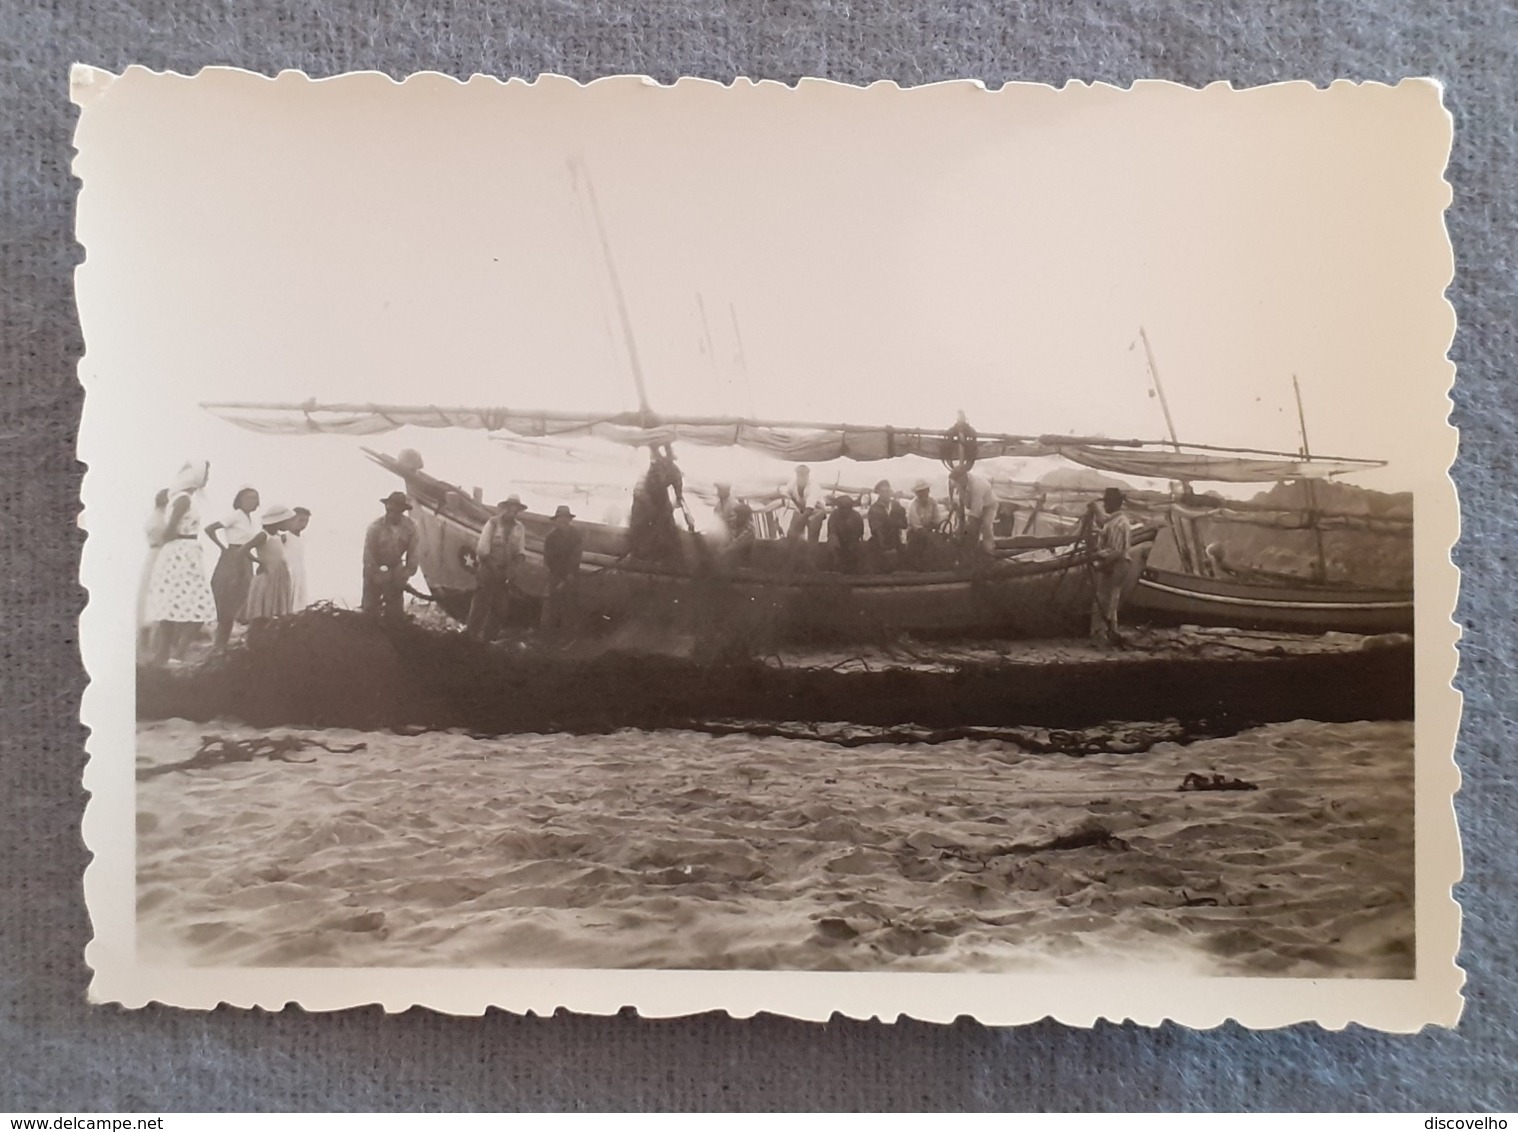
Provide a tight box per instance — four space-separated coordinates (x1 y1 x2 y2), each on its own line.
1057 446 1377 484
201 401 1385 483
1164 501 1412 535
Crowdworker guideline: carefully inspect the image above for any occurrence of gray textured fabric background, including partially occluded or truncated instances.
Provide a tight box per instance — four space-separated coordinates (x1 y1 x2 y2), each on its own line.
2 0 1513 1112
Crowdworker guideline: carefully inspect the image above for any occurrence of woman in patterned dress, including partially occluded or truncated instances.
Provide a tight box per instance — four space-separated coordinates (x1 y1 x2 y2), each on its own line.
144 461 217 666
205 485 260 648
242 505 297 621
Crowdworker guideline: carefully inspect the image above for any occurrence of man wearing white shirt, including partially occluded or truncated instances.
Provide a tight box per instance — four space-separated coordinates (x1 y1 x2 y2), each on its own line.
907 479 945 534
949 466 1000 553
784 464 825 542
468 495 527 640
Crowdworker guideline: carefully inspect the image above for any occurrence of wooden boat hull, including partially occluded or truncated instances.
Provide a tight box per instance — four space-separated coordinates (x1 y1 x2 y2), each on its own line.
379 456 1142 642
1127 566 1414 635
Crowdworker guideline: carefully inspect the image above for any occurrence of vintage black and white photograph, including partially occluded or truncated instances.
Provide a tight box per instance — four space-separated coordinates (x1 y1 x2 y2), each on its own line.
74 69 1460 1027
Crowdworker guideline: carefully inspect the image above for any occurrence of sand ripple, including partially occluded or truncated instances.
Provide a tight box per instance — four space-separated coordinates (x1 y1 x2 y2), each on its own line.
135 719 1414 976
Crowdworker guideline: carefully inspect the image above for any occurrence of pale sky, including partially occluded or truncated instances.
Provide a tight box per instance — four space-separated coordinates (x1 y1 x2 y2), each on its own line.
75 70 1455 605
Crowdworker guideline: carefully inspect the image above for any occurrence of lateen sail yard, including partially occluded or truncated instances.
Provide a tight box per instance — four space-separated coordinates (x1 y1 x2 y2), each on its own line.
201 401 1385 484
196 400 1411 641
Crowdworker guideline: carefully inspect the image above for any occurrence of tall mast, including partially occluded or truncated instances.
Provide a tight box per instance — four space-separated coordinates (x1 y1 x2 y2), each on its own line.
569 157 652 419
695 292 725 393
729 302 755 417
1138 326 1183 456
1292 374 1329 583
1138 326 1199 573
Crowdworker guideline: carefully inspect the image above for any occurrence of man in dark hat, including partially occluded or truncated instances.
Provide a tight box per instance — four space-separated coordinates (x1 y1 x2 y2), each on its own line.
540 504 584 640
362 491 419 622
828 494 865 574
866 479 907 569
468 495 528 641
1090 486 1135 647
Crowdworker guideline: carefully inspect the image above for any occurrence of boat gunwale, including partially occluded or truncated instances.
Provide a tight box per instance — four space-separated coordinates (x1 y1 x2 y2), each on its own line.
413 498 1103 590
1136 565 1412 607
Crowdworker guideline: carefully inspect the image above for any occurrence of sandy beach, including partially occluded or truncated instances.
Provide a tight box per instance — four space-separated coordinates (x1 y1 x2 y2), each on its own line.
135 718 1414 977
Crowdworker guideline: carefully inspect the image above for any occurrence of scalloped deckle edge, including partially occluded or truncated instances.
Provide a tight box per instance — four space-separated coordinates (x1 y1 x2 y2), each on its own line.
73 65 1463 1029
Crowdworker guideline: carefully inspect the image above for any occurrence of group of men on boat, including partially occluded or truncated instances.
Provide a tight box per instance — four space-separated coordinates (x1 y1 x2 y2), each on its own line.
359 444 1138 647
624 453 1005 573
620 448 1139 645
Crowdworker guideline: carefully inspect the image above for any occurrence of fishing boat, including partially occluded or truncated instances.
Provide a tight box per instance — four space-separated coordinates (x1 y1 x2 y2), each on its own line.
202 400 1407 642
1125 566 1413 636
365 449 1167 641
1120 490 1415 634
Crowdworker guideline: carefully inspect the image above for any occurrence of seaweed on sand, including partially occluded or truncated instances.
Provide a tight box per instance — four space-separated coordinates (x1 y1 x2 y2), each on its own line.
138 733 367 780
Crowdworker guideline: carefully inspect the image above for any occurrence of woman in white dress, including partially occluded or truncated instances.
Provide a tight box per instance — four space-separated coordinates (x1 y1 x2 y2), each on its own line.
205 485 260 648
242 505 297 620
144 461 217 666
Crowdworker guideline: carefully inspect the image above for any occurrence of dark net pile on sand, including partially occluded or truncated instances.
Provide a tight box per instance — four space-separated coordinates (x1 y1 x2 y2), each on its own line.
136 604 1414 738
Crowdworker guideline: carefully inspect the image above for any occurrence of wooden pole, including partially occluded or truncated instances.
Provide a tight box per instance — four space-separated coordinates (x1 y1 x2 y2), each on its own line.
1138 326 1199 573
729 303 755 417
1139 327 1183 457
569 157 653 419
204 401 1387 468
696 292 723 390
1292 374 1329 583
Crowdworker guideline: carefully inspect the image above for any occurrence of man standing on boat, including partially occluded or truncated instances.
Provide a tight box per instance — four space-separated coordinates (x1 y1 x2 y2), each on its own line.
1090 487 1135 647
907 479 943 533
784 464 825 543
362 491 419 623
540 504 583 641
829 494 865 573
468 495 527 641
713 482 744 538
721 501 757 566
867 480 907 569
904 478 946 568
949 466 1000 554
629 450 686 564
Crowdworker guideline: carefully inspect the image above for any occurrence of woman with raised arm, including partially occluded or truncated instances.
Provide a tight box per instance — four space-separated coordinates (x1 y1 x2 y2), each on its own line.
143 461 217 666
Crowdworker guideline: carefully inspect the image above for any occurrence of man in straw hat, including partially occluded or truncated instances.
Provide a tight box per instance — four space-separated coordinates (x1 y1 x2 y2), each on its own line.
904 478 946 567
363 491 419 622
468 494 528 641
540 504 584 640
906 478 944 534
